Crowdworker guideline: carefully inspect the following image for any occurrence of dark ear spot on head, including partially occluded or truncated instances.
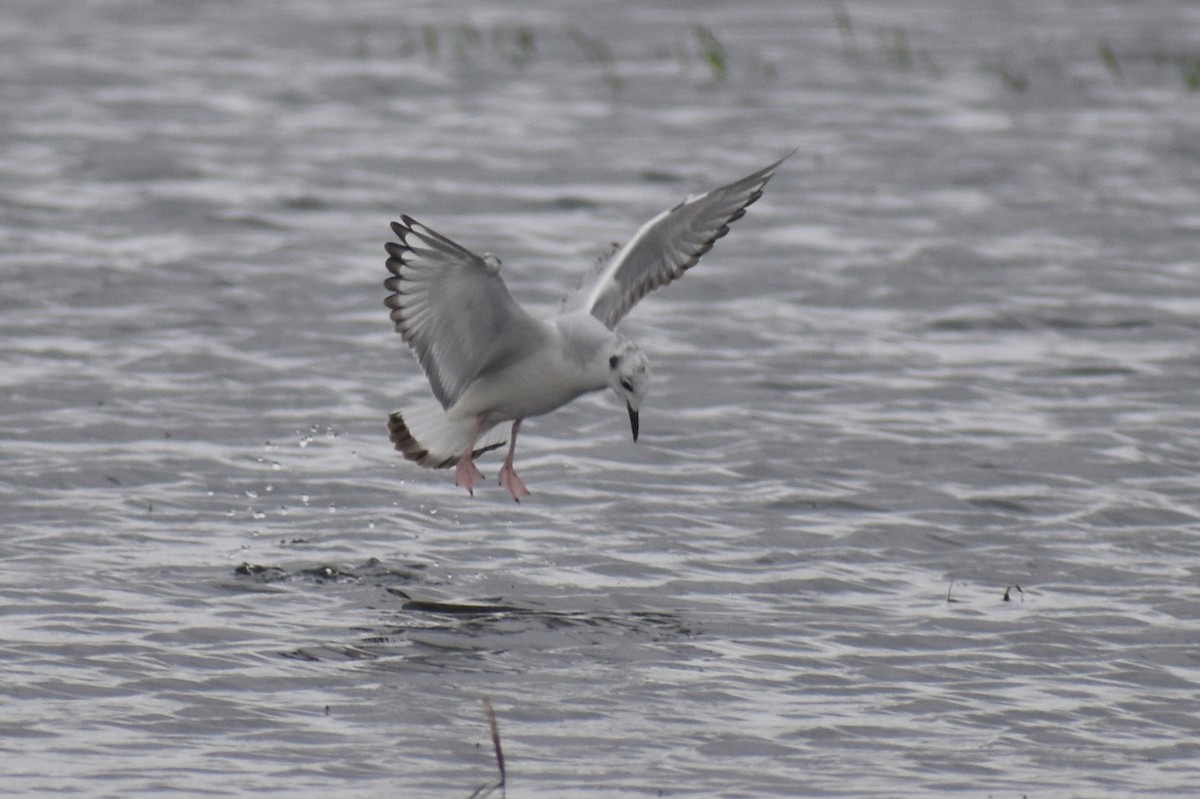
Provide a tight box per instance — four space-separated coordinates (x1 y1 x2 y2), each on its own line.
609 355 619 369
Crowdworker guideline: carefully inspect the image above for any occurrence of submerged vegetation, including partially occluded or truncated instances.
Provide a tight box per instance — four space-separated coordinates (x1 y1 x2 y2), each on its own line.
1099 40 1121 79
352 6 1200 96
1180 54 1200 91
692 25 728 82
565 23 622 91
988 41 1200 94
358 20 747 89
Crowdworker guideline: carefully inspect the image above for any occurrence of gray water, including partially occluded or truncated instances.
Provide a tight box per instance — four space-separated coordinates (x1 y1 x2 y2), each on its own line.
4 1 1200 796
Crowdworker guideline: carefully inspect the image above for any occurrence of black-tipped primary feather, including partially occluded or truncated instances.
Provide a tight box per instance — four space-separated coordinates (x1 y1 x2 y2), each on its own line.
383 216 547 409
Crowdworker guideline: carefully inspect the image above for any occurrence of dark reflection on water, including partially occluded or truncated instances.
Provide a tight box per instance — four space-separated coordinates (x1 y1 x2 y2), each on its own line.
235 559 698 666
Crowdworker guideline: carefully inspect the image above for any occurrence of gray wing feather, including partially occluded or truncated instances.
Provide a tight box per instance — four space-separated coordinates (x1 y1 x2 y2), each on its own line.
563 153 790 329
384 216 546 409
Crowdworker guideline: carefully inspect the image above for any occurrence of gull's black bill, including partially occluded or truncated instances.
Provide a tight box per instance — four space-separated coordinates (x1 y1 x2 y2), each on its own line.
627 402 639 442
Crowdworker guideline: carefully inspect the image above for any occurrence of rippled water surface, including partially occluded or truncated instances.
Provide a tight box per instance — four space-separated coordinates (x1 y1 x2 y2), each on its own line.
4 1 1200 796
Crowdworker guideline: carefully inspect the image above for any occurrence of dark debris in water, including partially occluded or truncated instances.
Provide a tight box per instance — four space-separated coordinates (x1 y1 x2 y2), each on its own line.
399 599 695 637
946 580 1030 605
401 598 527 616
1003 584 1025 602
279 643 383 662
233 563 287 580
232 557 428 585
382 601 700 654
275 600 698 665
237 563 697 665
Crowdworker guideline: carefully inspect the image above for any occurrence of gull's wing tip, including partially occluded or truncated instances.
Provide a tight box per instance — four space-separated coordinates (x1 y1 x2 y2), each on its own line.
390 217 412 239
776 146 799 164
569 151 794 327
757 148 798 179
392 214 435 241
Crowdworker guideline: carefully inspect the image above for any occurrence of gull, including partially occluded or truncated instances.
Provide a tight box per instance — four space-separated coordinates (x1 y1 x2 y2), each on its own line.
383 153 790 501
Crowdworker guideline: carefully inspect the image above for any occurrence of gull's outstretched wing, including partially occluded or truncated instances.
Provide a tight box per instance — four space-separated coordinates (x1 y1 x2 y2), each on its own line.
385 216 548 410
562 153 790 329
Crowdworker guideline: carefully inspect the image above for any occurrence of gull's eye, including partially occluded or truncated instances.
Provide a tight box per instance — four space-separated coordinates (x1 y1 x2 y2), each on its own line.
609 355 620 369
620 379 633 392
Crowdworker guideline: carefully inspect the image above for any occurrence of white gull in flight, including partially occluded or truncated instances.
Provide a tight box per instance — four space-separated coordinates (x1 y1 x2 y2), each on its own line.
383 153 790 501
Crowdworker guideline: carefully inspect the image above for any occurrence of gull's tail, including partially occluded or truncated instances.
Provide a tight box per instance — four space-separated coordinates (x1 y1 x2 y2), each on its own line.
387 401 506 469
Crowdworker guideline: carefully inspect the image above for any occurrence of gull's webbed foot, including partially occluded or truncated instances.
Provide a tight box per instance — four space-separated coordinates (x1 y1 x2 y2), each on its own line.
454 456 485 496
498 462 529 503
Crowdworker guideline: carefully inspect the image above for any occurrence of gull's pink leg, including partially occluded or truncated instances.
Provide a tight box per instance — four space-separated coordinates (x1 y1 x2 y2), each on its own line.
454 415 487 496
497 419 529 503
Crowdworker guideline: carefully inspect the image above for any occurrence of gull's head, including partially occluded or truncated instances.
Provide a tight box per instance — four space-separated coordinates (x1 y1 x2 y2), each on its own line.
606 336 650 442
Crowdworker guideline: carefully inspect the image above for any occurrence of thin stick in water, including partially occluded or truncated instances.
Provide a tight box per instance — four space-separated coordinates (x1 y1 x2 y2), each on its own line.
466 697 507 799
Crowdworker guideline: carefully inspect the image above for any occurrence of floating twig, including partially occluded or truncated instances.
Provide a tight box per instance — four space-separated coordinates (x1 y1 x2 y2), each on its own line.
467 698 506 799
